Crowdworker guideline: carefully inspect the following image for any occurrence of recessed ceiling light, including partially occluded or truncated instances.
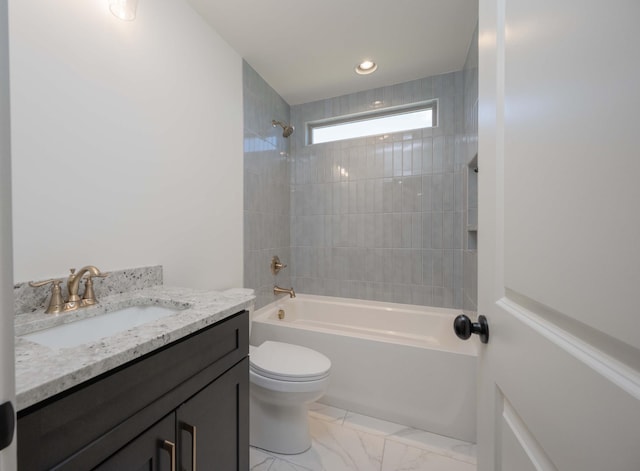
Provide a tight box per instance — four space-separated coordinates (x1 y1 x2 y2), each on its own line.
355 60 378 75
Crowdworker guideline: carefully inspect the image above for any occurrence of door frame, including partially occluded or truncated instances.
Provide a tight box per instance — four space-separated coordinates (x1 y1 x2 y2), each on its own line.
0 0 16 467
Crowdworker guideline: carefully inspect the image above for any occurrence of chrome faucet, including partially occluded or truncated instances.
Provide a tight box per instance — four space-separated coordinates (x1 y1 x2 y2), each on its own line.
274 285 296 298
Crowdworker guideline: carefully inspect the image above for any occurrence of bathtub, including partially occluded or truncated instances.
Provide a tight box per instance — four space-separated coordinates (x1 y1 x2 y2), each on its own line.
250 294 478 443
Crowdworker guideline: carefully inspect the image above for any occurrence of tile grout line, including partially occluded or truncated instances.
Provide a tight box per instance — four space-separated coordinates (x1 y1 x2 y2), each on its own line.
380 437 389 471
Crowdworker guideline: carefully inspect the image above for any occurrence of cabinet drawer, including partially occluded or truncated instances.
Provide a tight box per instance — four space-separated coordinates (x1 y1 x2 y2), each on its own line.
18 310 248 471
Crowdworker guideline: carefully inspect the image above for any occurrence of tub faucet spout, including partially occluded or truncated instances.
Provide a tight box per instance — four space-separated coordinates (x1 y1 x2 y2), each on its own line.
274 285 296 298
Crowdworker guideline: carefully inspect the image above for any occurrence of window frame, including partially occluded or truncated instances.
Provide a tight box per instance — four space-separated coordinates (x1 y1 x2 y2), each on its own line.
306 100 438 145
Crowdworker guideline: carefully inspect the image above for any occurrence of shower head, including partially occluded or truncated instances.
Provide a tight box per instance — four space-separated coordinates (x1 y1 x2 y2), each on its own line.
272 119 295 138
282 125 294 138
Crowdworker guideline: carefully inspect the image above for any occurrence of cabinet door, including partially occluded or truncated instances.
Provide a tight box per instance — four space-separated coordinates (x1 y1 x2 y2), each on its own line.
94 413 176 471
177 358 248 471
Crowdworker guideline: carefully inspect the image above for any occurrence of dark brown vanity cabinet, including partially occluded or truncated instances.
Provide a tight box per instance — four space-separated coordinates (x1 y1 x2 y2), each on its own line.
18 311 249 471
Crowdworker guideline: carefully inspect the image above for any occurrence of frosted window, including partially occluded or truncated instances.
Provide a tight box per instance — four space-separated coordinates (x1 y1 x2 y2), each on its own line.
309 103 435 145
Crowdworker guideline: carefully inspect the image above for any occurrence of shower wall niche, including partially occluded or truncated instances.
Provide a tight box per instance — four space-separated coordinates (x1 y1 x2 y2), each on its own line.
466 154 478 250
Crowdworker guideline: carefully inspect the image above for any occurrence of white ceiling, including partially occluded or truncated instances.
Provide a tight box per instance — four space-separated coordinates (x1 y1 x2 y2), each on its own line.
187 0 478 105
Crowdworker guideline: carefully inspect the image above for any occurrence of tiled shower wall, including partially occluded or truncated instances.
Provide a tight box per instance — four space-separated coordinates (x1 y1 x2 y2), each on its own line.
243 61 292 309
462 23 479 313
289 74 467 308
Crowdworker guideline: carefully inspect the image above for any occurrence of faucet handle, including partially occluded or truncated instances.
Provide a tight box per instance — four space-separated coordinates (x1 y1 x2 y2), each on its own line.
81 271 108 307
81 276 97 306
271 256 288 275
28 279 65 314
29 278 59 288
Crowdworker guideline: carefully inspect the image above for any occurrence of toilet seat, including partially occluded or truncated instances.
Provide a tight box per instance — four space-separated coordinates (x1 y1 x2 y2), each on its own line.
250 341 331 382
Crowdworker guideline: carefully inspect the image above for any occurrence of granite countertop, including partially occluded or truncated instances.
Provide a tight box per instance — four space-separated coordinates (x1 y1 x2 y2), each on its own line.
14 285 255 411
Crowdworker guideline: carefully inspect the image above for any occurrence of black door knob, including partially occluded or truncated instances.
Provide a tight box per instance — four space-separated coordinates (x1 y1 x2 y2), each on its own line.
453 314 489 344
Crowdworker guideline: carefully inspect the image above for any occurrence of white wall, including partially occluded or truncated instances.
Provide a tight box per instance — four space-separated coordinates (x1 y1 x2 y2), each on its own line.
9 0 243 289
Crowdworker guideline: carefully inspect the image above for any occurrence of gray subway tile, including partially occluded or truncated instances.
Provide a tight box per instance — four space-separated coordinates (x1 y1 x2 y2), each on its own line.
392 178 403 212
422 175 432 211
382 213 394 248
422 137 433 174
422 212 432 249
393 142 403 177
442 250 455 290
442 172 455 211
431 174 444 211
411 212 423 249
401 213 413 248
432 250 444 287
373 179 384 213
433 136 445 173
391 213 403 248
422 250 434 286
382 179 394 213
431 211 443 249
443 211 455 249
364 180 375 213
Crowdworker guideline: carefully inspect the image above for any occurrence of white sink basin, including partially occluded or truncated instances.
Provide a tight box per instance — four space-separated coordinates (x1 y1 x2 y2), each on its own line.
22 305 182 349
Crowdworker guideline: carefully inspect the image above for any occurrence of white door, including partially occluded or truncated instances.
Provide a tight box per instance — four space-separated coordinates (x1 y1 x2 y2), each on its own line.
476 0 640 470
0 0 15 469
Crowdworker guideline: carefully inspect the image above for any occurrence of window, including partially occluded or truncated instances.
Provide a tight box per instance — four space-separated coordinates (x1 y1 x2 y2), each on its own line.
308 101 437 145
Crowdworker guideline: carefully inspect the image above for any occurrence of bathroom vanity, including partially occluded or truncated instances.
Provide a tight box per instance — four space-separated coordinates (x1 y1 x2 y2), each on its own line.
13 273 253 470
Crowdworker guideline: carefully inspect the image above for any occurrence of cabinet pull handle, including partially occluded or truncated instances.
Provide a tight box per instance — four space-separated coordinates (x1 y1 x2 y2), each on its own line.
182 423 197 471
162 439 176 471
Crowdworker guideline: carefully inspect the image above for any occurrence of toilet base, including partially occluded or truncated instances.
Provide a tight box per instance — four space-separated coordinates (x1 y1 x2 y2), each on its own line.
249 391 313 454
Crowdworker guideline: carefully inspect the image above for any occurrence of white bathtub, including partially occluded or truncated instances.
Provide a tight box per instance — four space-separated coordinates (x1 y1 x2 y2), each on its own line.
250 294 478 443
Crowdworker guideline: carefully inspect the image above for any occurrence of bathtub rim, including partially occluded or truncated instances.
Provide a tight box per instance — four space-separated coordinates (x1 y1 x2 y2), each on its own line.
252 294 478 357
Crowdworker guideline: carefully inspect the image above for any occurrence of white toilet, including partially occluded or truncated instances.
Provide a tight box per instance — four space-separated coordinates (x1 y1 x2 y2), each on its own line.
249 340 331 454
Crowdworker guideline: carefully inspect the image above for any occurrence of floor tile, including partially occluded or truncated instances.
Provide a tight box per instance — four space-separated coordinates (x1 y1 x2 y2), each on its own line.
381 440 476 471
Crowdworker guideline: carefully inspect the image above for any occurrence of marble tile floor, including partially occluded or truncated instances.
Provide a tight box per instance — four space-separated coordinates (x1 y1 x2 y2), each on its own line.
250 403 477 471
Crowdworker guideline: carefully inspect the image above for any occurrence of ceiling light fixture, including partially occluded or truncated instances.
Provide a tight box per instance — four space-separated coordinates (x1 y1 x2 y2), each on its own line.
109 0 139 21
355 60 378 75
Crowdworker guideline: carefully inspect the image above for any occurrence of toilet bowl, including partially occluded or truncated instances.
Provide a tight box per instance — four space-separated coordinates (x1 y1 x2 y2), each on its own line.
249 340 331 454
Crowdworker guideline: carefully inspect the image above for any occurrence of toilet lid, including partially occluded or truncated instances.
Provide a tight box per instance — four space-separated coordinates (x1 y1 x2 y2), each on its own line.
250 341 331 382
